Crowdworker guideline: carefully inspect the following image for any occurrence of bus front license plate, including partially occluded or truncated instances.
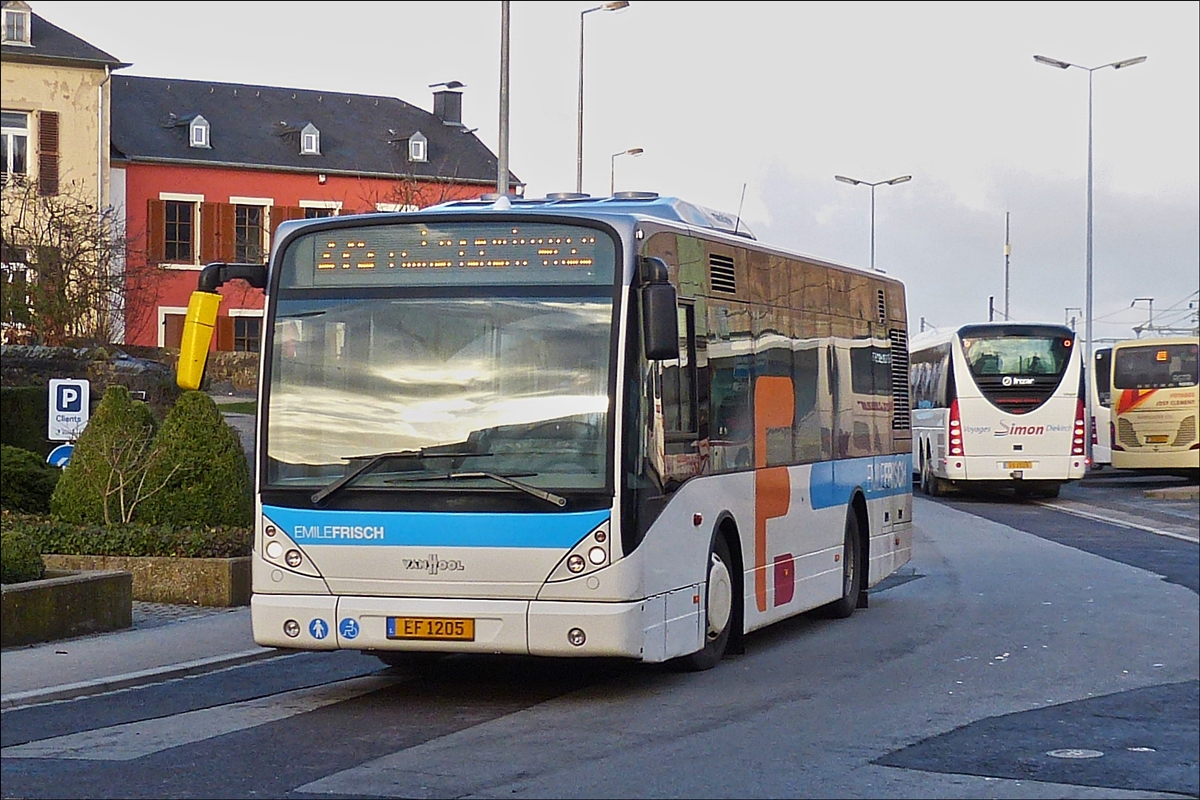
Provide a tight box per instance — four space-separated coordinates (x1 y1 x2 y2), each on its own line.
1146 435 1169 444
387 617 475 641
1005 461 1033 469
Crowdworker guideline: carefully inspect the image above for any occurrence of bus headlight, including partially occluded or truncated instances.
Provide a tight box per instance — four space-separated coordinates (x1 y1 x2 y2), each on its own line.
587 546 607 565
547 521 613 582
266 541 283 559
567 554 586 573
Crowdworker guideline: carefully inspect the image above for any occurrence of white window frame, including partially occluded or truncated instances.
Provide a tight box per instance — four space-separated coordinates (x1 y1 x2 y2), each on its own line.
2 6 32 46
408 132 427 163
1 110 30 178
300 123 320 155
299 199 342 215
158 191 204 268
189 115 211 149
374 202 419 213
158 305 188 348
229 308 264 352
230 196 273 263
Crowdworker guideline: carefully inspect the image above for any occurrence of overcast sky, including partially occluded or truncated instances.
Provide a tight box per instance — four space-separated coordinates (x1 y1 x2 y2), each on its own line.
32 1 1200 340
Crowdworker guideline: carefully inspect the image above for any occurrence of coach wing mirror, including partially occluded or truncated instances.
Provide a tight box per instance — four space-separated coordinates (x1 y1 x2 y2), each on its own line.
177 262 268 391
639 257 678 361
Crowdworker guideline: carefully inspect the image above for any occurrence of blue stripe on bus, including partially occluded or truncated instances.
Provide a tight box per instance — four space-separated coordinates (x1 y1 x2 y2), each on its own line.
809 454 913 510
262 505 611 548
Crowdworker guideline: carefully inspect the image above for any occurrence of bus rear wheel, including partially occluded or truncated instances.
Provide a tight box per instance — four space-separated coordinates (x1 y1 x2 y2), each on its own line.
821 510 863 619
923 457 947 497
677 535 735 671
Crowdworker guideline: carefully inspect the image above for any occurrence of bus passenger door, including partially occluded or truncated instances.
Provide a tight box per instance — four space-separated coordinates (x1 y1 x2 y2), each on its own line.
656 303 706 487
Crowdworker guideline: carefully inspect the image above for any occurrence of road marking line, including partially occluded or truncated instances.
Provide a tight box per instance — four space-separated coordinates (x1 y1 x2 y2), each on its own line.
0 675 395 761
1039 501 1200 543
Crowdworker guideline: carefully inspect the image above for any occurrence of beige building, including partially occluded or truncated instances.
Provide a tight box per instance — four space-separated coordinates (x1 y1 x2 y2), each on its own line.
2 0 126 208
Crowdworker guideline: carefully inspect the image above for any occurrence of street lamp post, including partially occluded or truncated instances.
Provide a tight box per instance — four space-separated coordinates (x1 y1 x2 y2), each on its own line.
577 1 630 194
1132 297 1154 336
610 147 643 195
1034 53 1146 467
834 174 911 272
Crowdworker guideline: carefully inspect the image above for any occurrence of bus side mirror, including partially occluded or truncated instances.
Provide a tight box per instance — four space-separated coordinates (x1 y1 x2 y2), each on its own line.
177 291 222 390
639 257 678 361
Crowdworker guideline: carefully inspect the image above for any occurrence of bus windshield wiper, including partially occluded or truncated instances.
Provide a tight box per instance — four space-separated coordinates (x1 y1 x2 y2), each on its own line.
388 471 567 508
311 448 482 506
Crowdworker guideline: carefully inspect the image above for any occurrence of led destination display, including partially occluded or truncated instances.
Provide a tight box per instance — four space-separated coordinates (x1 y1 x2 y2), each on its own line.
280 221 617 289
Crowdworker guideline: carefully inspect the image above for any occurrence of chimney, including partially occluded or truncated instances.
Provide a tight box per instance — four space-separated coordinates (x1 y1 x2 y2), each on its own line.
431 81 464 127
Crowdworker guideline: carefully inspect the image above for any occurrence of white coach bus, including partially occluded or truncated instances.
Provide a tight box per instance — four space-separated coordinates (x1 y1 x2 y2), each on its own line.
910 322 1087 498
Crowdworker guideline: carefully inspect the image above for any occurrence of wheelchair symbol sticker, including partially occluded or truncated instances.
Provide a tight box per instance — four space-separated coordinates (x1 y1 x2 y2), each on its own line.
309 619 329 640
338 618 360 640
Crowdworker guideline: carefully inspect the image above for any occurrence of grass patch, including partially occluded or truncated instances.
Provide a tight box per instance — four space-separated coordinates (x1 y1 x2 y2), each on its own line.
219 401 257 415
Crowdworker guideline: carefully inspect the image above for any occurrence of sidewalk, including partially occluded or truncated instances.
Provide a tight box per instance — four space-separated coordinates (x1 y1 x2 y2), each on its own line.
0 604 281 710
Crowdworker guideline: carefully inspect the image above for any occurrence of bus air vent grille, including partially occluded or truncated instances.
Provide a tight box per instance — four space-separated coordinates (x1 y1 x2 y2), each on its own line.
1117 417 1142 448
708 254 736 294
1172 415 1196 447
889 328 911 430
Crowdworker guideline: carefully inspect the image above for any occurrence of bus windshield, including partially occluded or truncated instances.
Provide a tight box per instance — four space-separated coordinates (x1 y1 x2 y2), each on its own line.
1113 343 1199 390
265 220 618 494
959 327 1072 379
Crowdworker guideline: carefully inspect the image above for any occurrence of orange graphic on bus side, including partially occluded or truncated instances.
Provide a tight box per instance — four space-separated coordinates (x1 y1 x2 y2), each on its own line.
754 376 794 613
1116 388 1156 415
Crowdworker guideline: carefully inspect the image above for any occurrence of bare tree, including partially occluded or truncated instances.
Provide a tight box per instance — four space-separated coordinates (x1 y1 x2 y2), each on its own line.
73 419 182 525
0 178 137 345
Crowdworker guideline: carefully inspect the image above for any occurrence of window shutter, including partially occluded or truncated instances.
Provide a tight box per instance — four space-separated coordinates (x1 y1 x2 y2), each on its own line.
163 313 186 349
38 111 60 196
218 204 237 262
200 202 220 263
215 315 235 351
147 199 166 264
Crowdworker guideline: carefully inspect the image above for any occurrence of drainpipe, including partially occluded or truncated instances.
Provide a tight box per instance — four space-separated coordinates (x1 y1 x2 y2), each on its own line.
97 65 110 209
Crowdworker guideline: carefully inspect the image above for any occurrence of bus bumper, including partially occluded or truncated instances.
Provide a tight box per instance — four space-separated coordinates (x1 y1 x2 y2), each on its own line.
945 454 1087 482
252 593 646 659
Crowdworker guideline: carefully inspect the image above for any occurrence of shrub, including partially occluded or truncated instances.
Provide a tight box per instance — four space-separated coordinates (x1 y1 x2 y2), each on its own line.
140 391 252 527
1 510 251 558
0 385 51 457
1 445 61 513
50 385 159 525
1 529 46 584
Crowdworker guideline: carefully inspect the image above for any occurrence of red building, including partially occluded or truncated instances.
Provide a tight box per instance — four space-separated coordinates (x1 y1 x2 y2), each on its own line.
111 75 516 350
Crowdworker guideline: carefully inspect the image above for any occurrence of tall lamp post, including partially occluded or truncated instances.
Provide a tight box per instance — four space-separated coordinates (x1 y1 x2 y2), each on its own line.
577 1 629 194
610 147 643 195
834 174 911 272
1131 297 1154 337
1034 53 1146 467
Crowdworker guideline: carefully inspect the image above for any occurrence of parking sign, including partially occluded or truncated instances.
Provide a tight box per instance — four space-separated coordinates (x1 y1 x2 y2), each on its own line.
48 379 90 441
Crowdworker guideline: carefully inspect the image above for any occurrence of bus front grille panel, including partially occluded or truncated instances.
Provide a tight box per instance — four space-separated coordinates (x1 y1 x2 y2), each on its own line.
708 254 736 294
973 375 1063 415
1118 417 1142 448
889 328 911 430
1172 415 1197 448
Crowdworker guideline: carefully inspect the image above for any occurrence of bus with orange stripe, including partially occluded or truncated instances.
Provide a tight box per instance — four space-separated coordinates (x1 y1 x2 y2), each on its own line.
1110 336 1200 476
175 192 912 670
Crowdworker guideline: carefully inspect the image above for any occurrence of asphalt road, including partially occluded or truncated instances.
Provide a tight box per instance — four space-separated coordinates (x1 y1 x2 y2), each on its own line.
1 472 1196 799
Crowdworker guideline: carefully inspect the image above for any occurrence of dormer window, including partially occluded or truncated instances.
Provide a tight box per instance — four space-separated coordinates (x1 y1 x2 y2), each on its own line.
300 122 320 155
408 131 427 163
2 2 32 45
189 115 210 149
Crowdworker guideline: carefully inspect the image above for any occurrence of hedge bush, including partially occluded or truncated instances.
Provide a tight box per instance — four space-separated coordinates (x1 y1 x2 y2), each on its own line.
1 510 252 558
139 391 252 528
1 529 46 584
51 385 158 525
0 385 51 457
0 445 61 513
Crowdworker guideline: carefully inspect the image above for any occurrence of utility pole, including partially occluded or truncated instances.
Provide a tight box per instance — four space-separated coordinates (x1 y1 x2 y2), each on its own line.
496 1 511 196
989 296 995 322
1004 212 1011 321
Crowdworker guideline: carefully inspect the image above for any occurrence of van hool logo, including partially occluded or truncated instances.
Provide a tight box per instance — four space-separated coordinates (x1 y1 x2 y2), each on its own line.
404 555 465 575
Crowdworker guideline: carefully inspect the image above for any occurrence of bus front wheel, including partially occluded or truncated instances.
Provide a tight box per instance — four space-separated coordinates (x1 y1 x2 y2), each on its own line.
922 457 947 497
677 535 735 671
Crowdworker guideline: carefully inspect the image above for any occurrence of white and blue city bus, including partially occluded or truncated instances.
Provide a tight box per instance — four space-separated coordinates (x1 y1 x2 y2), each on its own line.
176 192 914 670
